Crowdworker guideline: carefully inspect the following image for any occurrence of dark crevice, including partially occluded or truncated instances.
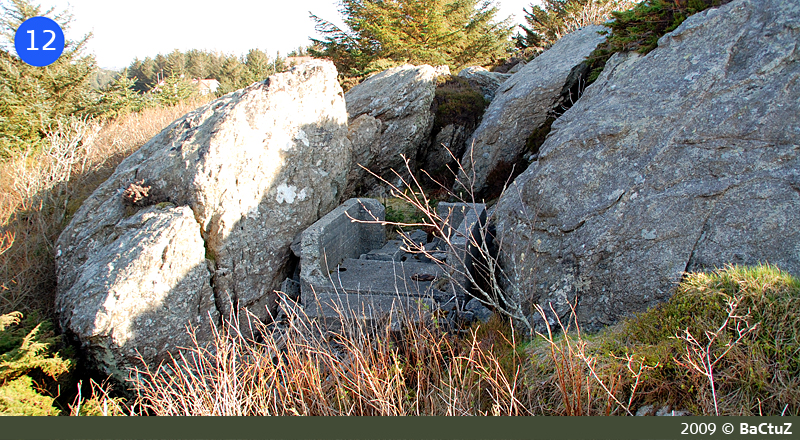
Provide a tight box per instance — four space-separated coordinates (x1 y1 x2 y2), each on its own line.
552 61 591 118
196 220 225 328
684 209 715 275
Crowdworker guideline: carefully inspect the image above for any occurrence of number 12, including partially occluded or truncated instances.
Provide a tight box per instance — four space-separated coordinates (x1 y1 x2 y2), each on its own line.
27 29 56 51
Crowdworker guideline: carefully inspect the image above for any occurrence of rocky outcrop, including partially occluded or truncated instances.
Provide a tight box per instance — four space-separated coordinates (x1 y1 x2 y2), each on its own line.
421 124 470 178
56 61 351 378
457 66 510 102
495 0 800 330
344 64 448 196
458 25 607 197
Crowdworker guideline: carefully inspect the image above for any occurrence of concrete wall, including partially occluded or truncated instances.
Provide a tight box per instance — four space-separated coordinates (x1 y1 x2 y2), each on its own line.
437 202 486 288
300 198 386 287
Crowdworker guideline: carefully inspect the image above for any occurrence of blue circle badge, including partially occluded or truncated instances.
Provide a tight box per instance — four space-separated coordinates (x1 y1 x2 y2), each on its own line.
14 17 65 67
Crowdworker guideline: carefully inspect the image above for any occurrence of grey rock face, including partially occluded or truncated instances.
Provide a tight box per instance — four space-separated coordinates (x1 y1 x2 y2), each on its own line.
495 0 800 330
344 64 448 195
458 26 607 196
57 205 216 380
56 61 351 377
457 66 511 102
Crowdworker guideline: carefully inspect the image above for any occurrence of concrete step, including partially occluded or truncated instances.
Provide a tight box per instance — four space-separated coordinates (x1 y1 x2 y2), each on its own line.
324 258 452 297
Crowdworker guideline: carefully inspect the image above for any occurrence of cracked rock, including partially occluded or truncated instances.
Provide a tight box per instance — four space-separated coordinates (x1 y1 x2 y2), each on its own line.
458 25 607 196
495 0 800 330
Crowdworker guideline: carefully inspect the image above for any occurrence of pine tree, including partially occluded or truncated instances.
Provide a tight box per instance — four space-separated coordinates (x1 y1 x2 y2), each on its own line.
154 74 196 106
88 68 148 118
185 49 211 79
310 0 513 79
0 0 96 157
128 56 158 92
244 48 273 83
164 49 186 77
516 0 635 52
216 54 247 95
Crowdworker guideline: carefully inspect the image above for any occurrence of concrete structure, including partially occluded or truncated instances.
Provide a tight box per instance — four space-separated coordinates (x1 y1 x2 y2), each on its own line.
299 198 386 289
294 197 488 329
437 202 487 290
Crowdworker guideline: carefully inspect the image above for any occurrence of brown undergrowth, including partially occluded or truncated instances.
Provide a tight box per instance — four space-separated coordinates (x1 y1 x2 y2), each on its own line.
131 298 533 416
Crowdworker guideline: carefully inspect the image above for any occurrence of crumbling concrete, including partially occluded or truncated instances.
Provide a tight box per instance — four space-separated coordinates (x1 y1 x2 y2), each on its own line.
437 202 487 291
293 197 489 329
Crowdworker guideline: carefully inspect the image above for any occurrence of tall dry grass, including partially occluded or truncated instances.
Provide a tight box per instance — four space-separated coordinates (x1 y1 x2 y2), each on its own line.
131 297 532 416
0 98 209 317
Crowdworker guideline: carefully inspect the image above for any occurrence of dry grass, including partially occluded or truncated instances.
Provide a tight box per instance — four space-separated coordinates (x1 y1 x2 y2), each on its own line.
131 297 532 416
0 98 209 317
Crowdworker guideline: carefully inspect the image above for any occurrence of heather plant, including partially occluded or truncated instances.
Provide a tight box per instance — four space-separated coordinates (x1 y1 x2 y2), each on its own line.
586 0 734 81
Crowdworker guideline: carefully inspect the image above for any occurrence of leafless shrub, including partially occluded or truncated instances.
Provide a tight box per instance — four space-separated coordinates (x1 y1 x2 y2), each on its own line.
672 295 758 416
531 301 657 415
351 151 535 335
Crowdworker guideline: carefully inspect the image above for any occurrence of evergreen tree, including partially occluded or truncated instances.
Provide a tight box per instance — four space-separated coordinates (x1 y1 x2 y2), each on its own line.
88 68 148 118
516 0 635 52
164 49 186 77
310 0 513 78
154 73 196 106
0 0 96 157
127 57 157 92
216 54 247 94
185 49 211 79
244 48 272 83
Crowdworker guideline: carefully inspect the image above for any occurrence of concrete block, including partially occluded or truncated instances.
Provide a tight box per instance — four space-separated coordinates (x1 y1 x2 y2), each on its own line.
362 240 405 261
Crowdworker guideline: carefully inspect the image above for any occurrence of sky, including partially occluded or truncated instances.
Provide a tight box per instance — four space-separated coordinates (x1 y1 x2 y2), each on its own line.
36 0 539 70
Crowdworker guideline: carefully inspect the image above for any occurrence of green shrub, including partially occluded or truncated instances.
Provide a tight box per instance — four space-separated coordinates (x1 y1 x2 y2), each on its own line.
0 311 73 416
612 264 800 414
522 264 800 415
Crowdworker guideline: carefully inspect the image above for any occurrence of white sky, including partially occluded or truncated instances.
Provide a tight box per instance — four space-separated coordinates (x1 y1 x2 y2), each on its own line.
37 0 538 70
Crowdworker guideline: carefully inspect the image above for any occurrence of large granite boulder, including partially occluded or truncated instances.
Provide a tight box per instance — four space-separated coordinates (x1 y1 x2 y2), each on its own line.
458 25 607 197
344 64 448 196
495 0 800 330
55 206 215 380
56 60 351 379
